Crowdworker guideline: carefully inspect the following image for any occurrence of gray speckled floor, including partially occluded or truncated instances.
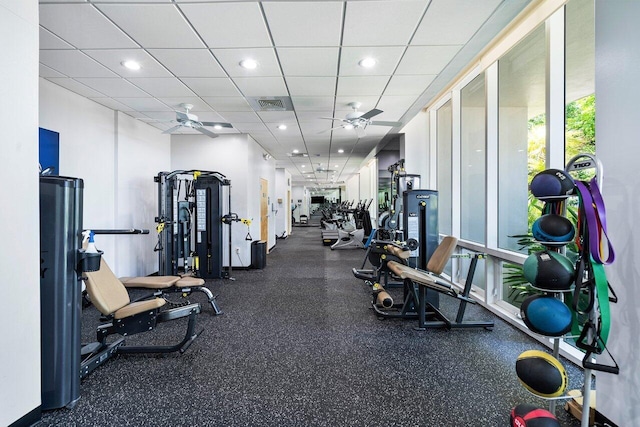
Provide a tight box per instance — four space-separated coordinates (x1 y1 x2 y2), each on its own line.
40 227 583 426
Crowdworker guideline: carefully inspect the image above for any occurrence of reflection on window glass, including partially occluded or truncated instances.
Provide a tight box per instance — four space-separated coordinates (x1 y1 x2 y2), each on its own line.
460 73 486 244
566 0 595 178
437 101 452 236
498 25 546 253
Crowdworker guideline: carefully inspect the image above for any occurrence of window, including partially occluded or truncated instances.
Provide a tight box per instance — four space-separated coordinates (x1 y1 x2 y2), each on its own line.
460 73 486 244
497 25 547 253
436 101 453 236
565 0 595 174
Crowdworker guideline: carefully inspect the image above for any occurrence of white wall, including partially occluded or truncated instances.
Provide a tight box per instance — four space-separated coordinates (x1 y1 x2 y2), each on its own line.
291 185 307 224
595 1 640 423
40 80 171 276
401 110 430 187
39 79 118 267
248 138 276 250
345 175 359 203
275 168 292 237
115 112 171 275
171 134 275 266
0 1 41 425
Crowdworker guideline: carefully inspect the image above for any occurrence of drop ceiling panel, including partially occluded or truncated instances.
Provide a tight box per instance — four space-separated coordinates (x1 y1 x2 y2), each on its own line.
291 97 336 111
263 2 343 47
46 78 107 98
83 49 171 78
377 95 421 112
232 77 288 97
114 97 171 112
384 75 436 96
201 96 253 112
40 65 66 78
143 111 179 121
212 48 281 77
233 123 271 133
158 97 211 112
218 112 262 123
336 76 390 97
299 121 332 135
96 4 205 49
39 4 137 49
339 46 405 76
412 0 502 46
342 1 427 46
395 45 462 75
40 28 74 50
256 111 297 123
335 96 380 113
127 77 195 98
296 111 333 121
40 50 117 78
277 47 339 76
181 78 241 97
75 78 150 98
147 49 226 78
179 2 271 49
286 77 336 97
88 97 134 112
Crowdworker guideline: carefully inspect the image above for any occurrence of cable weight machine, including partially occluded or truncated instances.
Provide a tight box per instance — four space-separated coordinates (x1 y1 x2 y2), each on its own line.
155 170 229 279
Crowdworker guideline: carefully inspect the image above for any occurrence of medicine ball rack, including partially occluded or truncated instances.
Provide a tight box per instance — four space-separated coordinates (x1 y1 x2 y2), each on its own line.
515 154 619 427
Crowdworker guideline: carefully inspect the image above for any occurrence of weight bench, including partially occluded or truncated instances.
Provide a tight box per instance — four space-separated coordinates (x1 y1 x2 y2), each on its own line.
119 274 223 315
385 236 494 330
80 259 203 378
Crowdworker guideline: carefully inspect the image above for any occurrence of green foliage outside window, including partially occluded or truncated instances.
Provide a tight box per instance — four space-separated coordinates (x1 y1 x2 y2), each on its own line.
504 94 595 307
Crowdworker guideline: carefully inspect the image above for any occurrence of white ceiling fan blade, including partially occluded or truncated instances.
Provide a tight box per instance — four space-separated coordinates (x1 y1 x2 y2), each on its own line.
162 124 183 134
359 108 383 120
176 111 190 121
320 116 350 122
196 126 219 138
200 121 233 128
370 120 403 127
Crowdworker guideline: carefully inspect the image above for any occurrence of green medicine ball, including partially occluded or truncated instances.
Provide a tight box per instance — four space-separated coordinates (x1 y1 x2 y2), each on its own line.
523 251 575 292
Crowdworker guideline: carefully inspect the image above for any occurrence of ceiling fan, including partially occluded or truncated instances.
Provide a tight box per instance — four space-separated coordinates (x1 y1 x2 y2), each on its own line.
162 103 233 138
320 102 402 136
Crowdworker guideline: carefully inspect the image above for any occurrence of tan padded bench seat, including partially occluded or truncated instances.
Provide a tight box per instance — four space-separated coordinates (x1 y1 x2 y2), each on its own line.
114 298 166 319
384 244 410 260
386 261 453 294
175 276 205 287
120 276 181 289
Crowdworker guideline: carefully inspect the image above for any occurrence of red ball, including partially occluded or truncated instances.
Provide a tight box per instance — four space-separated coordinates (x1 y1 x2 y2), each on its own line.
511 404 560 427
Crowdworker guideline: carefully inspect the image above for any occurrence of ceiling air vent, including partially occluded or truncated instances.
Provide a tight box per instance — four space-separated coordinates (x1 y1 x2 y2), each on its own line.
248 96 294 111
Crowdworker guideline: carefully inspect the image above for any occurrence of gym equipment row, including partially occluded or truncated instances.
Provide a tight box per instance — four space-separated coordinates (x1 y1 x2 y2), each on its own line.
40 176 204 411
323 199 374 250
366 236 494 330
352 188 493 330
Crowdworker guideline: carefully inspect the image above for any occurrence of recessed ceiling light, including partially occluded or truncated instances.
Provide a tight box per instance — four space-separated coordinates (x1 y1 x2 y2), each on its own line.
277 124 287 130
239 59 258 69
301 165 305 168
358 57 376 68
334 165 338 168
344 124 354 130
214 124 223 130
293 149 299 154
121 60 141 71
338 149 344 153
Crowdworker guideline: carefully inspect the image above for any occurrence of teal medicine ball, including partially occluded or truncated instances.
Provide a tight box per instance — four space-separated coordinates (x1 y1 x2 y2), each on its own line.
523 251 575 292
520 295 572 336
532 214 575 244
